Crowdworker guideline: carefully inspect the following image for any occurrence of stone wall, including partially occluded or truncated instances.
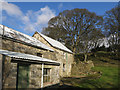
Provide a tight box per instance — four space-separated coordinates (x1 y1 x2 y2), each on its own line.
54 49 74 77
1 37 60 88
50 66 60 84
0 36 2 89
2 56 17 88
33 33 74 77
71 60 94 76
2 38 59 61
29 64 60 88
29 64 42 88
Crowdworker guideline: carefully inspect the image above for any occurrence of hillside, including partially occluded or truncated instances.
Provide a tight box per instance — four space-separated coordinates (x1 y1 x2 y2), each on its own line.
60 51 120 89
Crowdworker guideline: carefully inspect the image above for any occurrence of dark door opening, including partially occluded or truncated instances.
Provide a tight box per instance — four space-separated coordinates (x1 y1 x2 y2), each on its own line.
17 63 29 89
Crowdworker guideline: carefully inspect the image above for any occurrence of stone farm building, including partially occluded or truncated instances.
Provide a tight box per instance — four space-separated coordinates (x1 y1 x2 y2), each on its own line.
0 24 74 89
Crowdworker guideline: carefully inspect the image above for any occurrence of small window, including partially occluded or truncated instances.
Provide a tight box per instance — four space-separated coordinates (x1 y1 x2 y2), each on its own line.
37 53 42 57
63 64 65 72
43 68 50 83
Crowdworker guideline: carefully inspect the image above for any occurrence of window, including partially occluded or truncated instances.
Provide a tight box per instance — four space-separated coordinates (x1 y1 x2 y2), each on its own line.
43 68 50 83
63 64 65 72
37 53 42 57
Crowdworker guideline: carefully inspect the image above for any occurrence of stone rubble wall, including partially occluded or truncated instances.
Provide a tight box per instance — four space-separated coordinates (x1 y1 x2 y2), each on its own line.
2 56 17 88
0 36 2 89
29 64 42 88
71 60 94 76
1 37 60 88
33 33 74 77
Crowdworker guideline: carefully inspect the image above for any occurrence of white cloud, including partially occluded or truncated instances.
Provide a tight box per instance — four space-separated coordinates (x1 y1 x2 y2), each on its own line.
23 6 55 32
2 2 23 16
22 16 30 23
24 24 35 32
2 2 56 33
35 6 55 25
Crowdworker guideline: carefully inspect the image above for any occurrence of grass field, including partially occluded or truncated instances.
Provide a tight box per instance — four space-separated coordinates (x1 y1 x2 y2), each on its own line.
61 66 119 88
61 51 120 89
75 66 119 88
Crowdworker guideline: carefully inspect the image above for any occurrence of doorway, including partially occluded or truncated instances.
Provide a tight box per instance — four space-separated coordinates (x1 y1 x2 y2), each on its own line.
17 63 29 89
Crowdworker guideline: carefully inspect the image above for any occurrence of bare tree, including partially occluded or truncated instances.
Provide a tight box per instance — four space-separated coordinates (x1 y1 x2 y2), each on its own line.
104 5 120 52
42 8 104 62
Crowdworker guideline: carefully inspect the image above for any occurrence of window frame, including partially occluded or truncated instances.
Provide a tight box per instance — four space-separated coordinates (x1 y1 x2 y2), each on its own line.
43 68 51 83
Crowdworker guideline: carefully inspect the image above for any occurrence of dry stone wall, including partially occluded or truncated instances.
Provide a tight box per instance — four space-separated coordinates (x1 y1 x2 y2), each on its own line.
71 60 94 76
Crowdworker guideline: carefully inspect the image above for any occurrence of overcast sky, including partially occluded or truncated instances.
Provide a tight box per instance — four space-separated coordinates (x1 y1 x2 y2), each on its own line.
1 1 118 36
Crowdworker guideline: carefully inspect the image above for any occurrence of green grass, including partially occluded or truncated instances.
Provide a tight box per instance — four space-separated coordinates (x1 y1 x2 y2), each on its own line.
81 66 119 88
62 51 120 88
62 66 119 88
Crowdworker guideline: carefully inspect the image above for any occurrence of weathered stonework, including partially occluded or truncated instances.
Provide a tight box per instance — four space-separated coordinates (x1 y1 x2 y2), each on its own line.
1 26 74 89
2 56 17 88
71 60 94 76
33 32 74 77
1 37 60 88
50 66 60 84
0 36 2 90
29 64 42 88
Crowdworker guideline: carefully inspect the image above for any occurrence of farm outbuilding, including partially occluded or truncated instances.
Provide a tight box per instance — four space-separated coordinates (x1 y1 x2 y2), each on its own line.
0 49 60 88
0 24 74 89
33 32 74 77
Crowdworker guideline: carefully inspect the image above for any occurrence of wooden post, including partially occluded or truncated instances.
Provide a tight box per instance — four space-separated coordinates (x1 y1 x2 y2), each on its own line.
41 63 44 88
